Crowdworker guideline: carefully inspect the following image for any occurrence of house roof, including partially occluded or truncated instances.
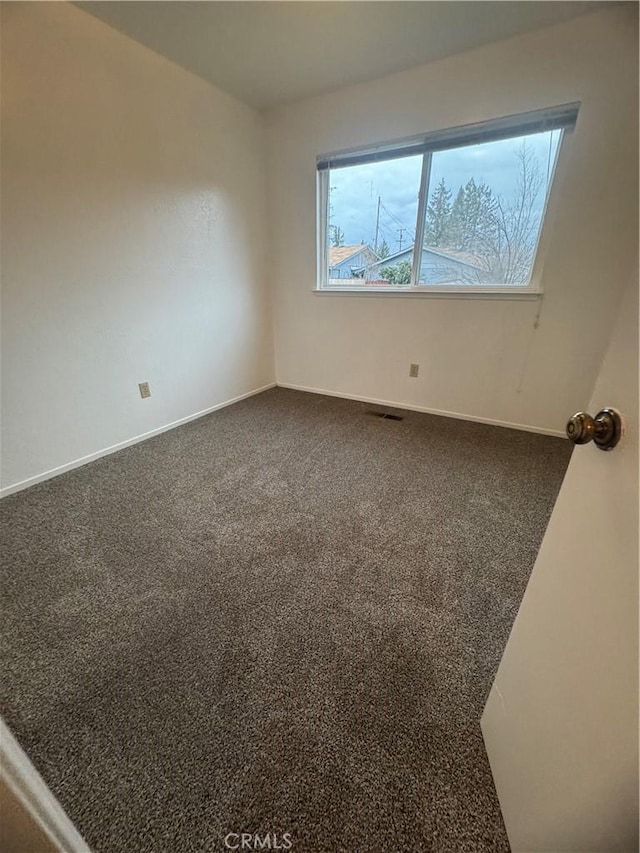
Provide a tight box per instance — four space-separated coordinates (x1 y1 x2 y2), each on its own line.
329 245 368 266
368 246 413 266
425 246 484 269
366 244 484 271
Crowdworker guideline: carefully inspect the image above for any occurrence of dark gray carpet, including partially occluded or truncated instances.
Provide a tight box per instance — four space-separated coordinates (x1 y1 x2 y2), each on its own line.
1 388 572 852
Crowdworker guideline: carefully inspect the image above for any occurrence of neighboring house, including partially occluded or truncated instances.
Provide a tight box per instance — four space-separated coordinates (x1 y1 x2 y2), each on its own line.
359 245 494 285
328 244 379 280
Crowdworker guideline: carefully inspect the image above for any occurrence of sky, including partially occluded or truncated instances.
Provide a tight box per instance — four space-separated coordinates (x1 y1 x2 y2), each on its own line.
328 129 562 253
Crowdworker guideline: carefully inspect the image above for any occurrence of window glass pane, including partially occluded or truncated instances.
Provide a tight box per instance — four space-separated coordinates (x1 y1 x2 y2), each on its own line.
418 130 562 286
327 155 422 287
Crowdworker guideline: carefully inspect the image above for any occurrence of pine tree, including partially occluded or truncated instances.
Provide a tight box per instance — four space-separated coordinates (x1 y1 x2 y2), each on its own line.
424 178 452 247
377 239 390 259
449 187 466 249
467 179 496 251
330 225 345 248
448 178 497 253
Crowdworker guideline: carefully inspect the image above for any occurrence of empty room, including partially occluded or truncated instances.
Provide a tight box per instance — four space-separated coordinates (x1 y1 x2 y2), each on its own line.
1 2 638 851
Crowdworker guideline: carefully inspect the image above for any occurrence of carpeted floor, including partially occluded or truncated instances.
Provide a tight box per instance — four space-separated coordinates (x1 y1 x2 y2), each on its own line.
1 388 572 852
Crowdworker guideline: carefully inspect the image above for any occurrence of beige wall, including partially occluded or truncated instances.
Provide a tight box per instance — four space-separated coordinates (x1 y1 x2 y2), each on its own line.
265 4 638 435
1 2 274 493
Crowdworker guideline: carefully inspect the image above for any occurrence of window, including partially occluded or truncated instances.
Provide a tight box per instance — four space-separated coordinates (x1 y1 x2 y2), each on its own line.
316 104 579 294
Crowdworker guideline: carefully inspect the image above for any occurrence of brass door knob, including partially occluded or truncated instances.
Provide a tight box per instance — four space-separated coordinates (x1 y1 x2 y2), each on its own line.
566 408 622 451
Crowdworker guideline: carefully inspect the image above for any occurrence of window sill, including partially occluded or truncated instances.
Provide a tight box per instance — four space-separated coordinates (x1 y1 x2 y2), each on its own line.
313 287 542 300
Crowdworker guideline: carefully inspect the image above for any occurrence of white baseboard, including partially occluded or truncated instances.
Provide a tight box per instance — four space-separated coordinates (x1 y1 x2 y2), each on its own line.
276 382 565 438
0 383 276 498
1 717 91 852
1 379 562 498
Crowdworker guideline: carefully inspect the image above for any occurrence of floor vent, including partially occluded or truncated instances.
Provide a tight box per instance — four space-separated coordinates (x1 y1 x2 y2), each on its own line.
366 410 404 421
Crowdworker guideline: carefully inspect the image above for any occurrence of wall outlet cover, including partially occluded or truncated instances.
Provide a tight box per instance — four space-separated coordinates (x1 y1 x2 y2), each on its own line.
409 363 420 378
138 382 151 399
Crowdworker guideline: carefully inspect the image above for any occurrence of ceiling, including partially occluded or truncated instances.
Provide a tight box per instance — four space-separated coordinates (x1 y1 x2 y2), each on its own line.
77 1 605 110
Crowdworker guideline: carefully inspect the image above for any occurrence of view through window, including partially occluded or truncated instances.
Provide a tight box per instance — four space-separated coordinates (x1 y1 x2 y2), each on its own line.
318 107 577 291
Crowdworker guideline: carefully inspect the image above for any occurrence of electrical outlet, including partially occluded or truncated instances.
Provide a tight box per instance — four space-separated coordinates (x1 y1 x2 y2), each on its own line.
409 363 420 378
138 382 151 399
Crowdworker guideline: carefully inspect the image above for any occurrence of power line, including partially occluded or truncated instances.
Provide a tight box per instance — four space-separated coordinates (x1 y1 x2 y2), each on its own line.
378 200 415 250
379 200 407 230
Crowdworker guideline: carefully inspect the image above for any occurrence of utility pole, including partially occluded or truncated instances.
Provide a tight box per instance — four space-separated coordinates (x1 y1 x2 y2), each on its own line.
374 196 381 254
397 227 405 252
329 186 336 229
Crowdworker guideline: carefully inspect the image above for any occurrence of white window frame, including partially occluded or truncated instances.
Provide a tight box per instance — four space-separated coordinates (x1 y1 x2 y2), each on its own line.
316 103 579 297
